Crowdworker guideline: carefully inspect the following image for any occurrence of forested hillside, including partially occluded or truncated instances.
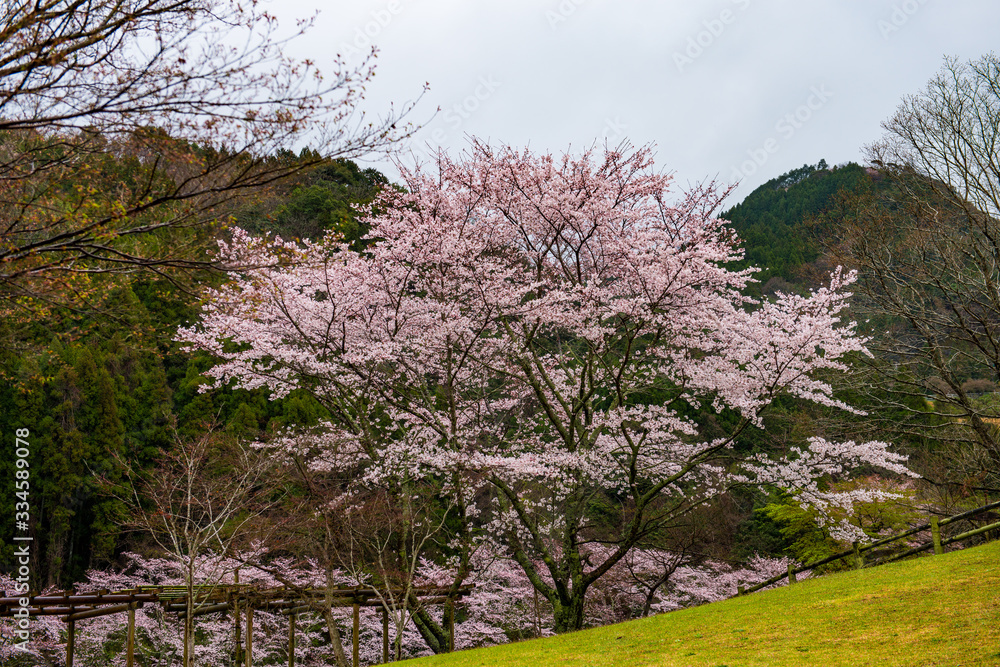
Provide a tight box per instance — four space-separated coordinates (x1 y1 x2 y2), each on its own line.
720 160 870 296
0 154 380 588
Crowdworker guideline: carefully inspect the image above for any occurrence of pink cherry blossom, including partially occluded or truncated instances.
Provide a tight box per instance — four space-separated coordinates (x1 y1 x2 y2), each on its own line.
178 140 911 633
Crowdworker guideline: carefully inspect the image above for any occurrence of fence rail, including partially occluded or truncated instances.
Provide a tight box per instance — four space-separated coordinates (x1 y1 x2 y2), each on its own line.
739 498 1000 596
0 584 474 667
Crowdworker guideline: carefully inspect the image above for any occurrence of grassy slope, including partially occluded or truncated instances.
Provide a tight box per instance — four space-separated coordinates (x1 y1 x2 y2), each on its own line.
407 540 1000 666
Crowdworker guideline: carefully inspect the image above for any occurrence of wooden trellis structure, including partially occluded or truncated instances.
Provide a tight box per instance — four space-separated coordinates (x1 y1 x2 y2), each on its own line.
0 584 473 667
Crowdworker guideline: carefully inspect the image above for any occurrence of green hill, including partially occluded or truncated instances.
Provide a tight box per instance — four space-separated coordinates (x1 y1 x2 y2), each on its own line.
721 161 870 296
406 539 1000 666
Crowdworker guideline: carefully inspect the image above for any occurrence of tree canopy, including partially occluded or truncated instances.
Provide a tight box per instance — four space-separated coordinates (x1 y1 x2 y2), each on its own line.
180 142 911 634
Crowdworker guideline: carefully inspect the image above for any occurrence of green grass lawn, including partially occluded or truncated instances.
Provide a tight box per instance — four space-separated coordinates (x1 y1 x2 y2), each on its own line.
406 540 1000 666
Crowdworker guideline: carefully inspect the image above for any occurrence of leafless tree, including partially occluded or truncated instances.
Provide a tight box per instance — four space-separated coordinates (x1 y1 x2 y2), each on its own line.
833 53 1000 502
116 428 277 667
0 0 422 317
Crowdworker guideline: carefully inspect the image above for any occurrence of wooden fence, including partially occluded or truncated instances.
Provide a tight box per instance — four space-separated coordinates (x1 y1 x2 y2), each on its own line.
738 498 1000 596
0 583 473 667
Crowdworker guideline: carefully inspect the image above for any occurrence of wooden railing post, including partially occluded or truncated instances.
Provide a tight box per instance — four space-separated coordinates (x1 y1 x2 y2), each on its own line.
787 563 797 585
931 516 944 555
288 612 295 667
66 619 75 667
737 585 745 596
234 568 242 667
246 606 253 667
853 541 865 569
126 603 136 667
233 596 242 667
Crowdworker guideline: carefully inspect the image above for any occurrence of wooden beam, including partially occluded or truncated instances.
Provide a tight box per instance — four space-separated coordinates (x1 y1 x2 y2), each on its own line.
15 607 92 617
939 499 1000 526
0 585 474 610
178 602 230 619
280 605 313 616
287 612 295 667
942 519 1000 545
0 593 158 606
64 603 134 622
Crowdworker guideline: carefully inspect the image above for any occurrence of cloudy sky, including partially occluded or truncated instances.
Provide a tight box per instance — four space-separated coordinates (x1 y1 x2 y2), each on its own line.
269 0 1000 206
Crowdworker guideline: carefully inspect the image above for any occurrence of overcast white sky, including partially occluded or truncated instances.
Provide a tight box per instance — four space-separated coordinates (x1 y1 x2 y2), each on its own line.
268 0 1000 206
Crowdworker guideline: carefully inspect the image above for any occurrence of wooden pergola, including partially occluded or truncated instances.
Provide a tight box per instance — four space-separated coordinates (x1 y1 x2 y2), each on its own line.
0 584 473 667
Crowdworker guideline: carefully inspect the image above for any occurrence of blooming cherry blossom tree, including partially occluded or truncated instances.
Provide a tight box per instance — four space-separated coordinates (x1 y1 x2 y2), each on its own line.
179 141 911 632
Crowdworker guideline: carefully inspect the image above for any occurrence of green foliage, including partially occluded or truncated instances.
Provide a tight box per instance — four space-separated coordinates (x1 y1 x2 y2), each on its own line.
758 494 843 569
0 137 390 588
731 488 796 561
235 156 390 245
757 478 920 572
721 161 869 295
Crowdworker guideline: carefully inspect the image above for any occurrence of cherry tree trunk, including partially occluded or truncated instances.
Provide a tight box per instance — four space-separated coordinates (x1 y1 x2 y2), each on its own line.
322 609 350 667
551 593 588 634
